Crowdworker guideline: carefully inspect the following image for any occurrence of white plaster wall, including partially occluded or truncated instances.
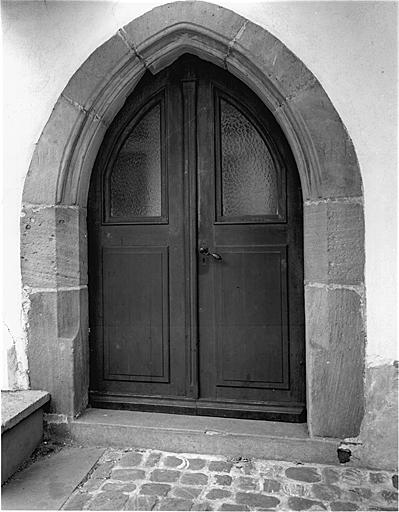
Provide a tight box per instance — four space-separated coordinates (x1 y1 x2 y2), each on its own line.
2 0 397 388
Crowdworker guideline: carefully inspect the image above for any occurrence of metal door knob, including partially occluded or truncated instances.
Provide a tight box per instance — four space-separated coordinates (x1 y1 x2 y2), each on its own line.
199 247 222 261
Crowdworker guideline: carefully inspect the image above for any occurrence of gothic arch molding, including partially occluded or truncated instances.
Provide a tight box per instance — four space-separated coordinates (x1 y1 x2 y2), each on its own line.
21 1 365 437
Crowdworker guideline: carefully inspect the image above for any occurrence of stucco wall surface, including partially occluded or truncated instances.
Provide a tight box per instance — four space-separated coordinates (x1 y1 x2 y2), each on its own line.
2 0 397 400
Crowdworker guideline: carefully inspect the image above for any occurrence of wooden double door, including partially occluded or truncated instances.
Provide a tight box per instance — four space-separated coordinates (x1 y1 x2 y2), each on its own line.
88 56 305 421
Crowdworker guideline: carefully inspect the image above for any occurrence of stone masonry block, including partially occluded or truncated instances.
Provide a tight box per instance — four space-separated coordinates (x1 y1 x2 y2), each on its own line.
327 202 364 284
27 290 65 411
123 1 245 53
286 83 362 199
21 206 87 289
304 202 364 285
229 20 316 100
306 286 364 437
63 34 133 111
23 96 85 205
21 206 57 288
27 288 88 416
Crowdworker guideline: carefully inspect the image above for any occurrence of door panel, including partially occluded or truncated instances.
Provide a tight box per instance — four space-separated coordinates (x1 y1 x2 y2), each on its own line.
89 67 187 400
214 245 288 389
103 246 169 382
88 55 305 421
197 61 304 411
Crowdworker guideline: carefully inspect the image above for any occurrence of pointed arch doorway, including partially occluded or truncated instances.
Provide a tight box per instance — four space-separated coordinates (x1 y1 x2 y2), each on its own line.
88 55 305 421
21 1 365 438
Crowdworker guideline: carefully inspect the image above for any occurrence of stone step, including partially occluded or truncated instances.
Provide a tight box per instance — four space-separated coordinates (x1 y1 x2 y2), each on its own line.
1 390 50 484
62 408 341 466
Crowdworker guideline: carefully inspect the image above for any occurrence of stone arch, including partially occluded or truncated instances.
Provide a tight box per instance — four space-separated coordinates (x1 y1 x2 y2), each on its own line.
21 1 365 438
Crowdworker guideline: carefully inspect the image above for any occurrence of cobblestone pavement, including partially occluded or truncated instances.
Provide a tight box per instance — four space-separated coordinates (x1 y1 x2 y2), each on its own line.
62 448 398 511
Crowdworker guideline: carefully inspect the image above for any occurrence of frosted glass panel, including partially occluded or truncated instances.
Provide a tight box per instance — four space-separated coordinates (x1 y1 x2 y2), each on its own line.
110 104 161 217
221 99 278 217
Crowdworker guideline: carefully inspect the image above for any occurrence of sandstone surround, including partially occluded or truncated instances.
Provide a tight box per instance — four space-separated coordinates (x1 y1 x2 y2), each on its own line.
20 1 367 441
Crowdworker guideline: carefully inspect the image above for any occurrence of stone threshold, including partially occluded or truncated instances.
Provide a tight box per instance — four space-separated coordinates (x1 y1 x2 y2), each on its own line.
60 408 341 466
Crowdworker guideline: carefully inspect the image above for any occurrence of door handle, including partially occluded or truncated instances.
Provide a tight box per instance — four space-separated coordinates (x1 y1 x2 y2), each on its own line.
199 247 222 261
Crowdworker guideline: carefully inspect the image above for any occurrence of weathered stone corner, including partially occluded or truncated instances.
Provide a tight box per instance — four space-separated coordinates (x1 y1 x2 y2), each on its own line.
351 362 399 471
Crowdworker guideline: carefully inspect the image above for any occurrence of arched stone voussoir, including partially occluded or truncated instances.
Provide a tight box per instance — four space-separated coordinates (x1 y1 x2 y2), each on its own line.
285 81 362 200
122 1 246 57
23 96 86 206
228 19 318 103
61 33 136 115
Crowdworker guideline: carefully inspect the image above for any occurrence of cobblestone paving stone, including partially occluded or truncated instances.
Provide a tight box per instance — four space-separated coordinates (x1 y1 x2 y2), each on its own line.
62 448 398 511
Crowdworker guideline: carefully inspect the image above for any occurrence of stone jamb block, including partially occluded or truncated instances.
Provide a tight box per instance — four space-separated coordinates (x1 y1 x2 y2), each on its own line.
21 206 57 288
304 201 365 285
305 285 365 437
21 205 87 289
27 287 88 416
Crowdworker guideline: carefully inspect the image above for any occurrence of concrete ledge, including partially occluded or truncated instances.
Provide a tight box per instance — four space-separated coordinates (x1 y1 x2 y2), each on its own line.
63 408 341 466
1 390 50 484
1 390 50 434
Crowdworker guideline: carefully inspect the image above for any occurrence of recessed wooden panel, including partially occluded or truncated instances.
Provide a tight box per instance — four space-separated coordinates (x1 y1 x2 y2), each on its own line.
102 246 169 382
214 246 289 389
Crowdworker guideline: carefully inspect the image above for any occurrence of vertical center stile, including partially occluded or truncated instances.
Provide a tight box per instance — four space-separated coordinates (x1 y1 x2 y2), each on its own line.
181 79 199 398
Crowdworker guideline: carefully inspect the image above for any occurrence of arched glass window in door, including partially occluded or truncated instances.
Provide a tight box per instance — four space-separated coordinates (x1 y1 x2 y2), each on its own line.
216 95 285 223
104 98 167 223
